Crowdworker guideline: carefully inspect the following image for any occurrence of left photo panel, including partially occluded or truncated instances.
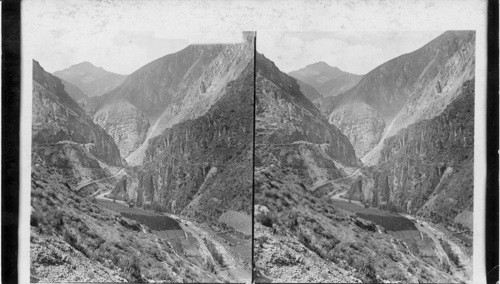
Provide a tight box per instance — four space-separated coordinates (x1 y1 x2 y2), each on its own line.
24 2 254 283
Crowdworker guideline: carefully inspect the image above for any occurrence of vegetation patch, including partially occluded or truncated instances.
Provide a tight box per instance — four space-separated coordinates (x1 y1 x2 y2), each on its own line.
121 212 181 231
203 238 226 268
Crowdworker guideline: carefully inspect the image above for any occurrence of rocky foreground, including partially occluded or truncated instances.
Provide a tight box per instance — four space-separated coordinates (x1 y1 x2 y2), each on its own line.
31 153 226 283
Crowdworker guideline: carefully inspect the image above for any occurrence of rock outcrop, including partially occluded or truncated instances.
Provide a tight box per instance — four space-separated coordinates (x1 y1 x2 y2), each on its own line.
92 100 150 157
59 79 87 102
53 61 127 98
33 142 110 188
32 60 122 166
329 102 386 157
30 154 225 283
256 53 358 167
295 79 323 101
372 80 474 226
84 34 255 163
110 52 254 222
326 31 475 161
288 61 362 98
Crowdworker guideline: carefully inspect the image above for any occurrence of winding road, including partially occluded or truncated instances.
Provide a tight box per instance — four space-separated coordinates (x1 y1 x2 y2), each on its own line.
75 168 126 192
310 168 362 192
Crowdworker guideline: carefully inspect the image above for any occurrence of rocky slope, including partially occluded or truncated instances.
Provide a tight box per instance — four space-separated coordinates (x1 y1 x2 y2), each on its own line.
53 61 127 98
295 79 323 101
254 167 470 283
109 55 254 225
30 153 225 283
92 100 150 158
84 34 254 161
326 31 475 160
288 61 362 98
372 79 474 228
256 53 358 167
33 141 112 189
254 54 470 283
32 60 122 167
59 79 87 102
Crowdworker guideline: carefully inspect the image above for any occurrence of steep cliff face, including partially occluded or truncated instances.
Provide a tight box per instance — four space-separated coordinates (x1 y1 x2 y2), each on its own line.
372 80 474 227
33 142 111 188
329 102 386 158
110 59 254 222
93 100 150 157
288 61 362 98
327 31 475 161
94 45 225 119
295 79 323 101
85 36 254 163
253 55 469 283
53 62 127 98
256 53 358 167
59 79 87 102
32 60 122 166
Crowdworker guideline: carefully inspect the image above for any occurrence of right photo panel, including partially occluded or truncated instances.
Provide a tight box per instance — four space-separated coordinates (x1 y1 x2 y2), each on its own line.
254 31 475 283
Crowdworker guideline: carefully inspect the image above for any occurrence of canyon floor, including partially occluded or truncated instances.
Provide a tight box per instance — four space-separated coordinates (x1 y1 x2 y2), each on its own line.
254 163 473 283
92 171 252 284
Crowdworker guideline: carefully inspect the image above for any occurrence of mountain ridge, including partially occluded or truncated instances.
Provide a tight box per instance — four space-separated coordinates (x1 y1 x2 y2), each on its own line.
82 40 254 162
326 30 475 160
32 60 123 167
54 61 127 98
288 61 362 98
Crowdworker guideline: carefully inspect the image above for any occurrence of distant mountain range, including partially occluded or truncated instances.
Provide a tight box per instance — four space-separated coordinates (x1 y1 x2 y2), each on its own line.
53 62 127 98
288 61 362 98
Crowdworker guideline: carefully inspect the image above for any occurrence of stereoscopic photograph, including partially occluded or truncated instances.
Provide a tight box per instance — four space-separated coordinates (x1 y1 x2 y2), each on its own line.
19 0 488 283
253 30 475 283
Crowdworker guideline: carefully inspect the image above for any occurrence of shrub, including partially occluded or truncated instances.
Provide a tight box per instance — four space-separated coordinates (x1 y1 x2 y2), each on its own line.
348 255 377 283
125 255 144 283
440 239 461 267
30 212 40 227
256 213 275 228
204 238 226 268
88 196 97 204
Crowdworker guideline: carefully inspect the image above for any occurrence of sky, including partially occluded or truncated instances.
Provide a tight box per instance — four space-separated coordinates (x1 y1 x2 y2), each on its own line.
23 0 248 74
258 31 446 74
23 0 482 75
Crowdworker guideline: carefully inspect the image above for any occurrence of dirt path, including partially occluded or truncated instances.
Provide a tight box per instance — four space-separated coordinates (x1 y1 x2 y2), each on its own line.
166 214 251 284
94 189 128 205
328 189 363 206
310 168 362 192
76 168 126 192
403 215 471 281
178 221 217 268
185 219 251 283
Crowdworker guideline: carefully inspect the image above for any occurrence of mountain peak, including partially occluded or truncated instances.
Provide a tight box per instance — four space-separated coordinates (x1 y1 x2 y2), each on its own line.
52 61 127 98
305 61 340 72
289 61 346 79
68 61 104 71
308 61 337 69
287 61 362 98
75 61 95 67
